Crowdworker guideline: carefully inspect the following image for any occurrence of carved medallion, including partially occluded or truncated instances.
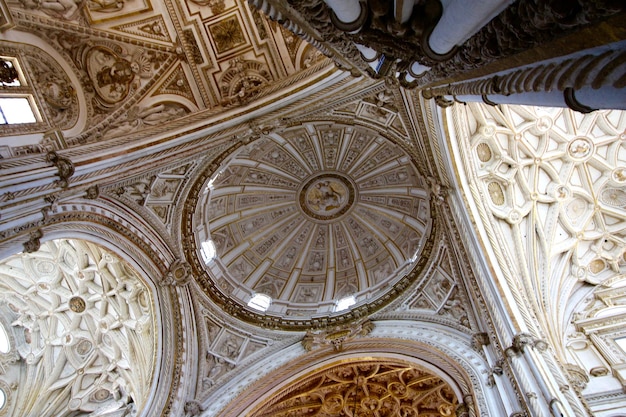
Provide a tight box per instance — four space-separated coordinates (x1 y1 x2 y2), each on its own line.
69 296 86 313
299 174 355 221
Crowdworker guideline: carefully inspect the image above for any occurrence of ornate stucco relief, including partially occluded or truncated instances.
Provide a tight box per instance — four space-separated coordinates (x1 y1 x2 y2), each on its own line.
0 239 157 417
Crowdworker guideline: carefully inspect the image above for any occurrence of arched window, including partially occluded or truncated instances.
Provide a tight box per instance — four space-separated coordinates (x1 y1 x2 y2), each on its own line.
0 57 38 125
248 293 272 312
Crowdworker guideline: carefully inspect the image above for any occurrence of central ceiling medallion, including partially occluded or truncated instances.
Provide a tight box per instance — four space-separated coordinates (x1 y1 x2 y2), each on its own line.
300 173 355 221
186 122 434 329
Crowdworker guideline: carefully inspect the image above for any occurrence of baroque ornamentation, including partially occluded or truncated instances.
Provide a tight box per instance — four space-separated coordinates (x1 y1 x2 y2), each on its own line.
452 103 626 369
218 58 271 106
24 52 79 130
184 122 434 329
505 333 547 357
564 363 589 392
102 103 189 139
471 332 490 351
250 359 459 417
162 260 192 287
22 229 42 253
46 151 74 188
184 400 205 416
301 319 374 351
85 185 99 199
16 0 84 21
0 239 156 417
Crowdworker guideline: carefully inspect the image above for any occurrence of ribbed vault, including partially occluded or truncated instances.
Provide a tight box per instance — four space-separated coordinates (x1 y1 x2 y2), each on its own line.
0 239 156 417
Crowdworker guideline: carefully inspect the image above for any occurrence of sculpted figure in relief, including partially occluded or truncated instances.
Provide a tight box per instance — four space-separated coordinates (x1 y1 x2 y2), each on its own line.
88 0 124 12
19 0 82 20
105 104 187 138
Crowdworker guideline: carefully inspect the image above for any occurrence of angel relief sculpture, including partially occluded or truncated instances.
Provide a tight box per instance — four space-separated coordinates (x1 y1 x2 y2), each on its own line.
87 0 124 13
18 0 83 20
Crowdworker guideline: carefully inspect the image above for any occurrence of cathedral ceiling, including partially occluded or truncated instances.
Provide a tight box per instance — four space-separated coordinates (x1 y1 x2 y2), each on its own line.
0 239 156 417
0 0 330 149
445 103 626 389
248 359 459 417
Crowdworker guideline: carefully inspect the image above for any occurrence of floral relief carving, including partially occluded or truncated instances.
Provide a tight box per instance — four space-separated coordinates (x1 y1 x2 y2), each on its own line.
251 359 459 417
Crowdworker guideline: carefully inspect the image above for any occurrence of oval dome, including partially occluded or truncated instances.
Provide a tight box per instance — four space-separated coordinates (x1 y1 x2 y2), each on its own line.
189 122 433 327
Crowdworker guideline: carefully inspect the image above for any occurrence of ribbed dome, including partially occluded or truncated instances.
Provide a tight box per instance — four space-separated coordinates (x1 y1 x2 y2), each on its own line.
193 122 432 323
